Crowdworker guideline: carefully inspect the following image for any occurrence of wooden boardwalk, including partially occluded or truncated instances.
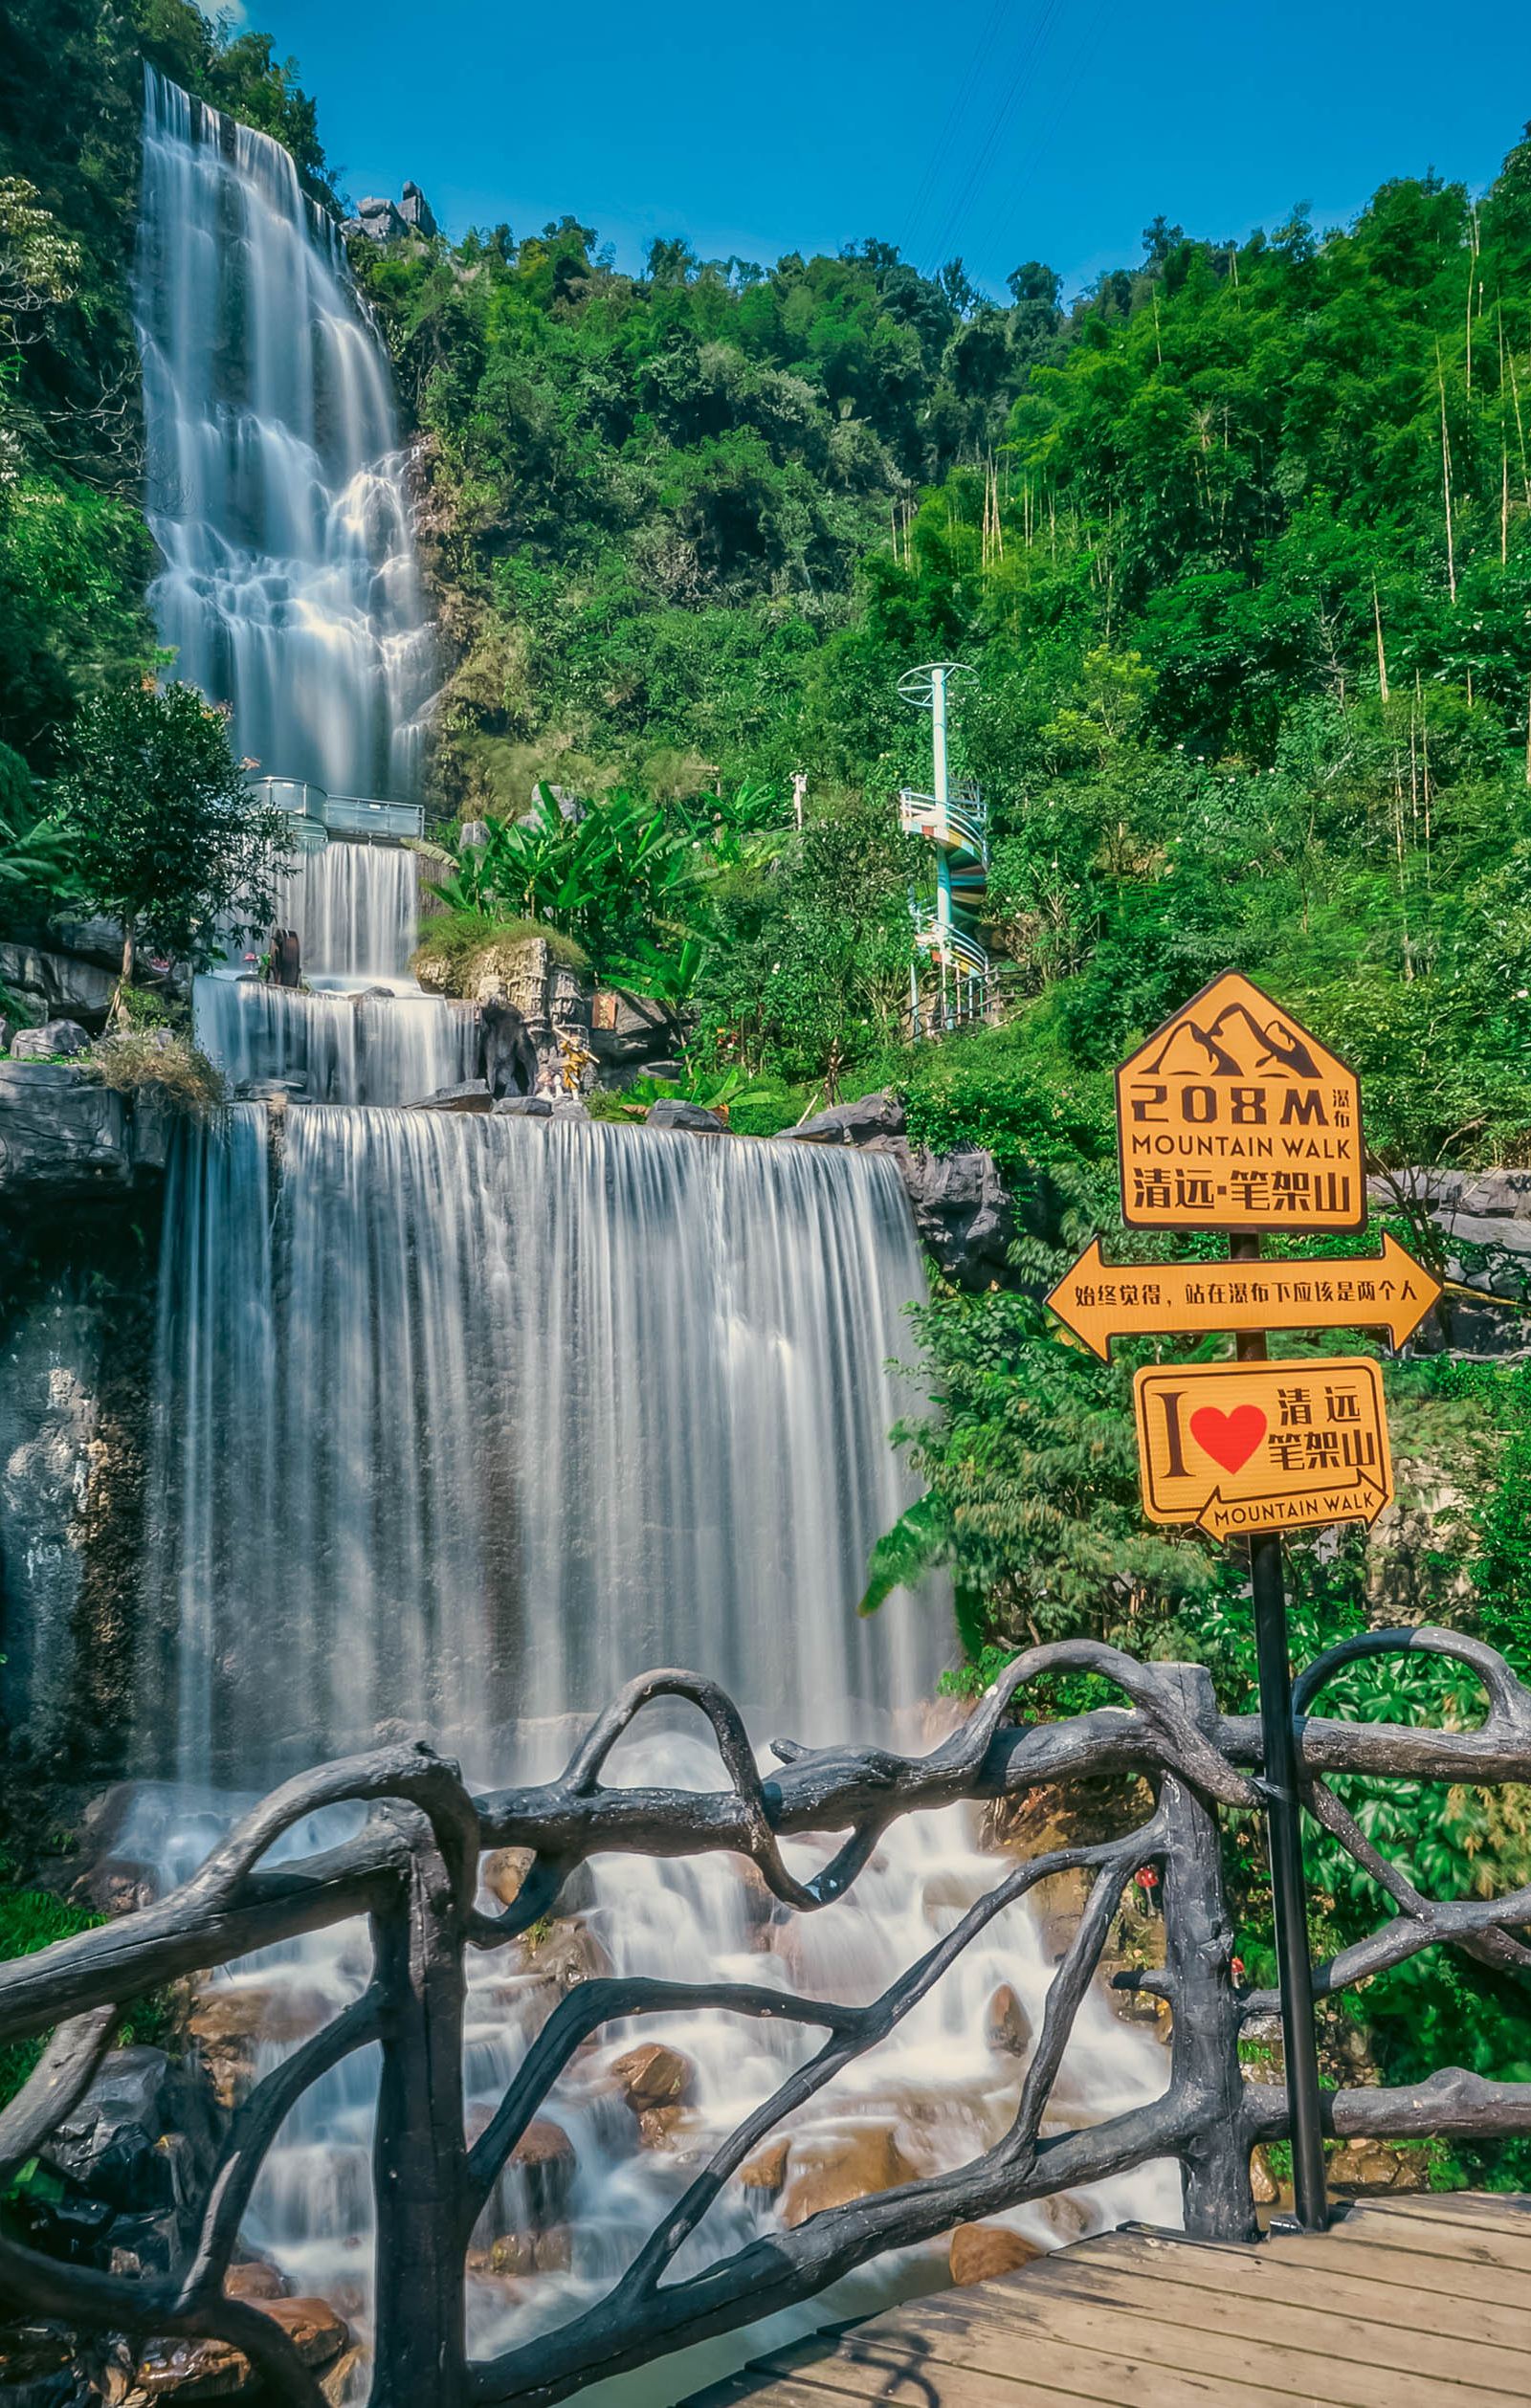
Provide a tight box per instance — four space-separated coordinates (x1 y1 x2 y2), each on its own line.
695 2194 1531 2408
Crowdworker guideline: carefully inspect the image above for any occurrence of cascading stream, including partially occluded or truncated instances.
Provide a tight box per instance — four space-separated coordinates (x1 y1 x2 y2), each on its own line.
137 67 471 1099
192 839 477 1105
135 67 433 799
137 1107 1177 2391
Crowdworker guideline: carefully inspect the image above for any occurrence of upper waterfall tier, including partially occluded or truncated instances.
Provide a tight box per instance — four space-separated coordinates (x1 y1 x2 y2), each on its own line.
139 1110 942 1781
134 68 433 800
280 839 422 980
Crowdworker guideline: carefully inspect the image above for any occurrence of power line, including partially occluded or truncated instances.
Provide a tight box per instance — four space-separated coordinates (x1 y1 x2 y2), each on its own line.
901 0 1011 267
961 0 1111 292
920 0 1069 282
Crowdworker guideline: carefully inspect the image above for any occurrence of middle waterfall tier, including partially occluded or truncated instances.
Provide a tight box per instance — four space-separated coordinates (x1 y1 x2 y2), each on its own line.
196 835 475 1104
193 978 479 1106
140 1108 941 1782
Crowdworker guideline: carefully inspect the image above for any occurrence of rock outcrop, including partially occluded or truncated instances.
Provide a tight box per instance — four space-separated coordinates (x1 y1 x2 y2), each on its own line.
11 1016 93 1061
0 941 116 1028
1369 1167 1531 1352
413 931 592 1093
789 1090 1019 1288
25 2046 224 2279
346 184 439 244
0 1061 174 1200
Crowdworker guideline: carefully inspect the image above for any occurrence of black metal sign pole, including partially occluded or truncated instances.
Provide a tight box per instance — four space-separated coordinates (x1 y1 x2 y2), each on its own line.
1230 1230 1329 2230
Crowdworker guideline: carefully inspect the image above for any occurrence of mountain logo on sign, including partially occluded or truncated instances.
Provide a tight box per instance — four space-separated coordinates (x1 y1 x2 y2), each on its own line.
1140 1002 1321 1082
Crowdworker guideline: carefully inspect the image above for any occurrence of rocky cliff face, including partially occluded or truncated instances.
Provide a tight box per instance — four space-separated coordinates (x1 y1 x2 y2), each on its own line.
788 1091 1031 1290
0 1207 157 1784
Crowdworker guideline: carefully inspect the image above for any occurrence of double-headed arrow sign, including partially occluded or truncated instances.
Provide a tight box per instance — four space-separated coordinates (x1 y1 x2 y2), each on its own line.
1047 1230 1440 1361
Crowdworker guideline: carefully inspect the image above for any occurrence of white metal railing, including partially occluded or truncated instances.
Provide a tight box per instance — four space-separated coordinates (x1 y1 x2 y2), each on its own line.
898 784 987 862
911 903 988 979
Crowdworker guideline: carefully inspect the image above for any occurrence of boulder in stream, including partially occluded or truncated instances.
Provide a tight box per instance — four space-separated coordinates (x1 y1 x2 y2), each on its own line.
738 2136 791 2195
610 2041 692 2111
985 1983 1033 2057
949 2221 1044 2285
510 2116 577 2223
779 2124 914 2228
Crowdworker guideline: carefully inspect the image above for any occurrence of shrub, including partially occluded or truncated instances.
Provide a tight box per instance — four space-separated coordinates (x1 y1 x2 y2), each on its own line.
81 1030 224 1111
412 908 589 993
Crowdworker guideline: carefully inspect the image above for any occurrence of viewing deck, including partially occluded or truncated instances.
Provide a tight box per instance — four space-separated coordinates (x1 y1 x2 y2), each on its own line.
696 2193 1531 2408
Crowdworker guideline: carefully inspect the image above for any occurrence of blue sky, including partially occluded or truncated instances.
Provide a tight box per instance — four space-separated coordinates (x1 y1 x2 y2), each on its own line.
249 0 1531 299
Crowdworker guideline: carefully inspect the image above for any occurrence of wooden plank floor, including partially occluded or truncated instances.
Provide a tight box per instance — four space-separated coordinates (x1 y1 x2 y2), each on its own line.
692 2196 1531 2408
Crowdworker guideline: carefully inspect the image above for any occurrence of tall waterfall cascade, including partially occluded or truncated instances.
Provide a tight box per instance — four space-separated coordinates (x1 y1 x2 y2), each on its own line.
135 67 433 799
142 1109 941 1775
125 70 1177 2390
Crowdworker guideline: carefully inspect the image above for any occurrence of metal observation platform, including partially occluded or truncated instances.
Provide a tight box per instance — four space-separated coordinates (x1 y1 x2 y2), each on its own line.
898 662 989 1035
248 774 425 849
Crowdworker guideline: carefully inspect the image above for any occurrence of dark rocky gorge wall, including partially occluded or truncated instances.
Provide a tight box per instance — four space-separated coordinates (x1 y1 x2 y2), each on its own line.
0 1183 161 1800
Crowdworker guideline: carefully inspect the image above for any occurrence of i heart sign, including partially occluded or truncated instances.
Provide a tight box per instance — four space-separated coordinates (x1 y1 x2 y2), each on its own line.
1189 1403 1267 1475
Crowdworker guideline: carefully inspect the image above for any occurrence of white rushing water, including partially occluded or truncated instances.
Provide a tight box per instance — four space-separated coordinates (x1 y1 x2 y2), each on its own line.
192 975 478 1105
142 1109 938 1772
277 840 423 980
193 841 477 1103
135 67 433 798
128 72 1176 2399
138 1104 1176 2392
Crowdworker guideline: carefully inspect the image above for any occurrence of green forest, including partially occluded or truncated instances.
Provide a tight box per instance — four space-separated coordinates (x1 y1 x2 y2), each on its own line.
8 0 1531 2177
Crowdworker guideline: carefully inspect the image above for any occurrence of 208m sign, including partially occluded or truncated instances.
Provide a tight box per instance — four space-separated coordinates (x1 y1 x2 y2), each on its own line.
1115 969 1365 1231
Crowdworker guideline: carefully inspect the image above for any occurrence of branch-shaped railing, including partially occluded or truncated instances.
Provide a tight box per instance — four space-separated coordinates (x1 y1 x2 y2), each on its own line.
3 1633 1531 2406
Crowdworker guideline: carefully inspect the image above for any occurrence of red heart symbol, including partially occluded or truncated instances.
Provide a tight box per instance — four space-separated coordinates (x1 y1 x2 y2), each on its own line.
1189 1403 1267 1475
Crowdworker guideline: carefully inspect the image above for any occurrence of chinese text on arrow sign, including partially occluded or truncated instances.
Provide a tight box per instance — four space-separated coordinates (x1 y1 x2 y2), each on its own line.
1046 1231 1440 1361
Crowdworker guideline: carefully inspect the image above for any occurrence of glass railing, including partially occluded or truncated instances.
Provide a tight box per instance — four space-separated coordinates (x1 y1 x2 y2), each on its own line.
247 777 423 842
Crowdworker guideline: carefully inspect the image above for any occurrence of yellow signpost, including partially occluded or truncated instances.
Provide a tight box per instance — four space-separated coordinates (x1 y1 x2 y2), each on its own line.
1115 970 1365 1232
1059 966 1431 2239
1046 1232 1439 1360
1133 1356 1393 1538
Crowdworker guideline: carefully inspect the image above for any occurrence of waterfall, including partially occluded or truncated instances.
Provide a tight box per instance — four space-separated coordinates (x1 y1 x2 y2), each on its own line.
141 1110 939 1778
278 840 423 980
123 69 1177 2387
136 1106 1178 2374
134 67 432 798
191 979 479 1105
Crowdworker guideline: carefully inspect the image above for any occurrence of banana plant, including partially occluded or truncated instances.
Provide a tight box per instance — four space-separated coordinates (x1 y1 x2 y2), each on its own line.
605 934 710 1053
0 792 81 915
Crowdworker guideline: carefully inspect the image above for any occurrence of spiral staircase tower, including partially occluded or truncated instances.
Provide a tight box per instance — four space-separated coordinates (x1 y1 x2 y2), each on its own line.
897 661 989 1035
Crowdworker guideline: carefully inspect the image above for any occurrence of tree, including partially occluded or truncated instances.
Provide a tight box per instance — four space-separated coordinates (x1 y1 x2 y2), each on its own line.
53 680 291 989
